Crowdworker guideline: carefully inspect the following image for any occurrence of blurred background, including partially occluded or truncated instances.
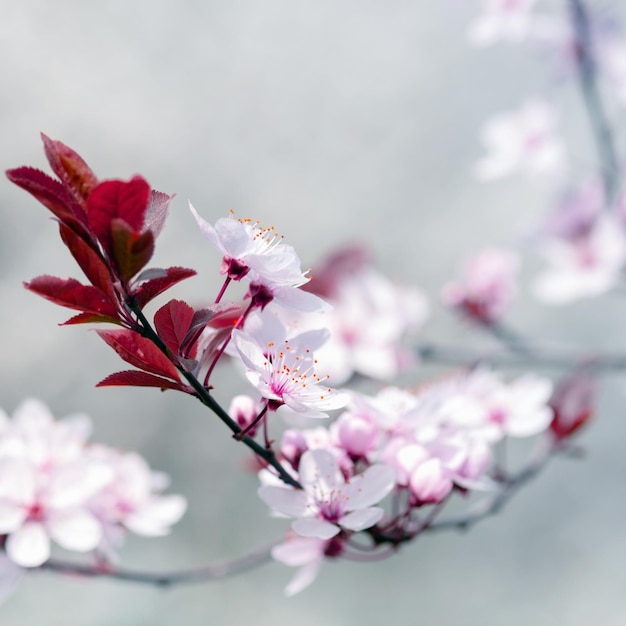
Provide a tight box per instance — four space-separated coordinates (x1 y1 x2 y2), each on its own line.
2 0 626 624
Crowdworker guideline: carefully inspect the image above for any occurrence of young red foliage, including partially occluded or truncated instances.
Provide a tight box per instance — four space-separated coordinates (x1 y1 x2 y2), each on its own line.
131 267 197 308
41 133 99 205
5 167 86 230
110 219 155 283
96 329 181 381
86 177 151 255
154 300 196 357
58 223 115 299
96 370 185 391
25 275 119 319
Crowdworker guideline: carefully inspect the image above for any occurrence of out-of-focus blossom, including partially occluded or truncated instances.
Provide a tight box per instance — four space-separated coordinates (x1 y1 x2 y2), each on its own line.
468 0 537 46
475 99 566 180
229 395 262 436
549 370 595 440
272 535 334 596
259 449 395 540
88 447 186 549
303 246 429 384
442 248 520 324
533 214 626 303
233 323 348 419
0 400 186 569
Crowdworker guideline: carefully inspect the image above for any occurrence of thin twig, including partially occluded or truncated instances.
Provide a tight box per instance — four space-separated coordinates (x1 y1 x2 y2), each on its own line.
39 543 275 589
416 341 626 371
568 0 620 205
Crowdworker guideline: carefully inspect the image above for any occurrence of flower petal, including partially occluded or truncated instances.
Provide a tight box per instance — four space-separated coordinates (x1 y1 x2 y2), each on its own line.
339 507 384 532
292 517 339 539
6 522 50 568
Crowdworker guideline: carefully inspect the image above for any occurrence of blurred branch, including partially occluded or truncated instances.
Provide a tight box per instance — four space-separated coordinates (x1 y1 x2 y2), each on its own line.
568 0 620 205
426 442 556 533
40 544 275 589
416 341 626 371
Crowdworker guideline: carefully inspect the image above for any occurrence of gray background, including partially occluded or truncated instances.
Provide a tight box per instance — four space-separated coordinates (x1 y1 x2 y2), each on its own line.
1 1 626 624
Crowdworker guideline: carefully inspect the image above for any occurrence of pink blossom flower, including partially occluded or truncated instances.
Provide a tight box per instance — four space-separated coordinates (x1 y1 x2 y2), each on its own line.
442 248 520 323
302 248 429 383
258 449 395 539
475 99 566 180
190 205 326 311
0 456 111 567
533 214 626 303
272 535 331 596
0 400 186 568
233 326 348 419
87 447 187 547
468 0 537 47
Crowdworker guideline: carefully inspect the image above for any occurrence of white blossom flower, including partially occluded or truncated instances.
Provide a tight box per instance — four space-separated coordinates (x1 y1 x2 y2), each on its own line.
533 214 626 303
233 326 348 419
475 99 566 180
0 400 186 568
468 0 537 46
190 205 326 311
442 248 519 323
259 449 395 540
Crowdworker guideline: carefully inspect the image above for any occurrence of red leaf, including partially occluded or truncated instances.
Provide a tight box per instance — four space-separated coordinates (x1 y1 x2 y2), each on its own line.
144 190 172 239
110 219 154 282
154 300 195 356
87 177 151 253
97 370 184 391
131 266 197 308
96 329 181 381
61 312 122 326
41 133 98 205
26 275 119 318
58 223 115 299
179 302 242 359
6 166 86 229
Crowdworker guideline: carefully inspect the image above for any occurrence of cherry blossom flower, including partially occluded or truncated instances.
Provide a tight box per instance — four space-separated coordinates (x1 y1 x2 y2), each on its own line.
259 449 395 540
442 248 520 323
0 456 111 567
190 205 326 311
272 535 332 596
299 247 428 383
468 0 537 47
475 99 566 180
232 326 348 419
87 447 187 550
533 214 626 303
0 400 186 568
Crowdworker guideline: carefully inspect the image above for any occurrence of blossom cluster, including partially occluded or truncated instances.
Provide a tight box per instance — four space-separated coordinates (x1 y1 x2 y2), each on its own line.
0 399 185 569
255 368 556 593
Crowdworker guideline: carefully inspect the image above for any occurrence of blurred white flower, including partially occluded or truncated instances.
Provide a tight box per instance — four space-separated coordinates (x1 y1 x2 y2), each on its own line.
475 99 566 180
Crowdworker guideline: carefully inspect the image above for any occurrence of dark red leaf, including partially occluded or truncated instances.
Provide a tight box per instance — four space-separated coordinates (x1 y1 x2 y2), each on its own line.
6 167 86 229
26 275 119 318
144 190 172 239
110 219 154 282
97 370 184 391
58 223 115 299
61 312 122 326
41 133 98 205
87 177 151 253
96 329 181 381
154 300 195 356
179 302 242 359
131 266 197 308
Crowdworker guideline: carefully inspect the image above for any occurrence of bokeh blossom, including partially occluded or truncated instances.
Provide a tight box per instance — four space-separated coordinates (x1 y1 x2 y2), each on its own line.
475 99 566 180
0 400 185 568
